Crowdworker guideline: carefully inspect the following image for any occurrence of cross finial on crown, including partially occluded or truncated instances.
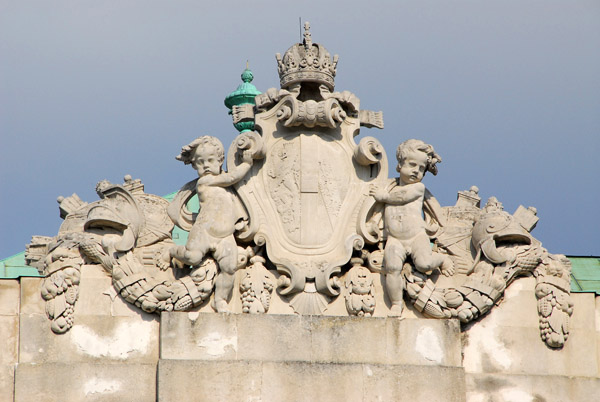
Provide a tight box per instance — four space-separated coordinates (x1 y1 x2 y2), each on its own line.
303 21 312 48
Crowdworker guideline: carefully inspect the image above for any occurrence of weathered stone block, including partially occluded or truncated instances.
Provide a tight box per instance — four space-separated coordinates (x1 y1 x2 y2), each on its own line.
488 280 594 331
466 373 600 402
463 323 598 377
19 313 159 364
0 279 19 315
570 292 596 330
363 364 466 402
0 316 17 402
0 365 15 402
110 292 146 316
80 263 110 279
14 362 156 402
19 277 44 315
484 281 540 328
260 361 364 402
236 314 312 362
158 359 466 402
0 316 18 365
160 313 462 366
74 275 113 316
157 360 262 402
308 315 388 365
160 311 238 360
386 318 462 366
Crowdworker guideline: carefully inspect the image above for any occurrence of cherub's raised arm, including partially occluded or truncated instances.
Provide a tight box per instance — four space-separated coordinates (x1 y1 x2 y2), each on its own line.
380 182 424 205
200 150 253 187
206 163 252 187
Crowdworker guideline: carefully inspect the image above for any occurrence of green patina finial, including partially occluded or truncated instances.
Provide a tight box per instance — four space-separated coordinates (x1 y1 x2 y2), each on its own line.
241 67 253 83
224 63 261 133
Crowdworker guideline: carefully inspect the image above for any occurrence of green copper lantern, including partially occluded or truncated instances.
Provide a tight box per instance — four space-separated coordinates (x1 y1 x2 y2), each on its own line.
224 66 261 133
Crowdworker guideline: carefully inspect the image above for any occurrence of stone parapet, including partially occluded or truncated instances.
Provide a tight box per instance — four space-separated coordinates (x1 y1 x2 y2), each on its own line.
19 313 159 364
463 289 599 378
160 312 462 367
14 362 157 402
157 360 467 402
0 280 19 402
466 373 600 401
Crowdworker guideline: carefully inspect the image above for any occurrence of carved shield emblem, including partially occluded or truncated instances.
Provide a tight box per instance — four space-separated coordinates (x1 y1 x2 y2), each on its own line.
229 95 388 309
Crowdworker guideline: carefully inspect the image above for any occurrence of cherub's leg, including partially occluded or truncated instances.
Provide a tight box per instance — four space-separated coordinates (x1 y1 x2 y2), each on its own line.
212 236 238 313
170 227 209 267
384 238 407 317
411 232 446 275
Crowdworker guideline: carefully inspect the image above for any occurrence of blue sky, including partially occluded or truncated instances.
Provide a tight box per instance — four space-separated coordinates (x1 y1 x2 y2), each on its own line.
1 1 599 257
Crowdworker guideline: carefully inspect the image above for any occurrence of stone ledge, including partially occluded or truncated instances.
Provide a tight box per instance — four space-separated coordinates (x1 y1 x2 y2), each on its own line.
462 322 598 377
0 316 18 365
14 362 157 402
466 372 600 402
157 359 466 402
0 280 20 316
0 365 15 402
19 313 159 364
19 277 44 315
160 312 462 367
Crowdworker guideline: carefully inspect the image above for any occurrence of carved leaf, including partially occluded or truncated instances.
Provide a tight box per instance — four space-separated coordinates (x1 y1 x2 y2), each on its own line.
538 298 552 317
45 299 55 319
53 294 67 318
562 313 570 335
65 286 78 305
548 311 564 333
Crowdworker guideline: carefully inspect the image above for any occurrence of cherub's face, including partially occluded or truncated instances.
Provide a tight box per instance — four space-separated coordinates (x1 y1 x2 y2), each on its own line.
192 146 222 176
398 150 428 185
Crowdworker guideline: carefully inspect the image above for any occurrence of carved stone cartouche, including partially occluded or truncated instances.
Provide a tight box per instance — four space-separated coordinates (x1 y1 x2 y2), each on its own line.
26 23 573 349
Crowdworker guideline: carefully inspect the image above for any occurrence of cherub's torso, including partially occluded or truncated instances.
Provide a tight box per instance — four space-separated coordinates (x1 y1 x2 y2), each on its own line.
384 182 425 240
195 184 237 238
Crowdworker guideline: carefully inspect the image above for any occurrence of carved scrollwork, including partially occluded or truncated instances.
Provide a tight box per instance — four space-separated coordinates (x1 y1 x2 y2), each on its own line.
275 95 346 128
231 130 265 161
354 136 384 166
315 262 341 297
275 259 306 296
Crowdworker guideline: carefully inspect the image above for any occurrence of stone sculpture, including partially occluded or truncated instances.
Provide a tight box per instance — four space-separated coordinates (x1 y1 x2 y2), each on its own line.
345 257 376 317
26 22 573 348
163 136 257 312
369 139 454 316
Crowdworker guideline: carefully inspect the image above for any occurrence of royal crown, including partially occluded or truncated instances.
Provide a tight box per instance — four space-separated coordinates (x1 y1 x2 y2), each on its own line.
276 22 339 91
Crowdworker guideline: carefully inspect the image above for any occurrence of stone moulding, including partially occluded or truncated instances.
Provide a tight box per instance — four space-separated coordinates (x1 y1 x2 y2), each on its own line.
25 22 572 349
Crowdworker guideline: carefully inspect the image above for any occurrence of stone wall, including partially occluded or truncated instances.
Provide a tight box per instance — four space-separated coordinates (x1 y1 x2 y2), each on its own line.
2 268 600 401
0 280 19 402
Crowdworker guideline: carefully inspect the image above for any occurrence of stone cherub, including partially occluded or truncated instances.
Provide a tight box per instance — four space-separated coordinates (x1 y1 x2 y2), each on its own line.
164 136 253 312
370 139 454 316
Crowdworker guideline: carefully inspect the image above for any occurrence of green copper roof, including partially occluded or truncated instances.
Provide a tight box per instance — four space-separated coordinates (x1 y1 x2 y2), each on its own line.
570 256 600 295
224 68 262 110
0 251 42 278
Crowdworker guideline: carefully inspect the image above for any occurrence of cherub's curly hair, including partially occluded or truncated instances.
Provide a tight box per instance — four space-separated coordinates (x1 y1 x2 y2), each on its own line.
176 136 225 165
396 139 442 176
